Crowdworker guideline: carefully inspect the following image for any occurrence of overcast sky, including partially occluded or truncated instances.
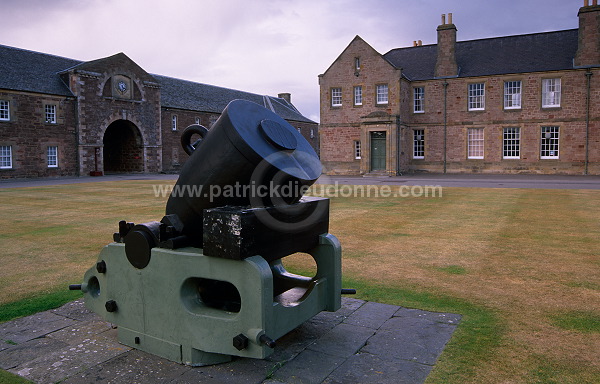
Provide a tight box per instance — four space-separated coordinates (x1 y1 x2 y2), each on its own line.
1 0 580 122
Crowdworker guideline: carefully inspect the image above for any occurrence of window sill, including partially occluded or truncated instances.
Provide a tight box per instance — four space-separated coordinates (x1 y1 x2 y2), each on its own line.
503 108 522 112
503 157 521 160
413 157 425 160
468 109 485 112
540 157 559 160
541 106 561 110
467 157 484 160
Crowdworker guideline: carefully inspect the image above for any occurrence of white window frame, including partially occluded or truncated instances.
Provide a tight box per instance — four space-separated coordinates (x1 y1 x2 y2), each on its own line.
0 145 12 169
195 117 200 124
354 140 361 159
171 115 177 131
354 86 362 106
45 104 57 124
504 81 522 110
468 83 485 111
354 57 361 70
413 87 424 113
467 128 484 159
331 88 342 107
310 129 314 139
503 127 520 159
542 78 561 108
0 100 9 121
541 126 560 159
376 84 388 105
413 130 424 159
47 146 58 168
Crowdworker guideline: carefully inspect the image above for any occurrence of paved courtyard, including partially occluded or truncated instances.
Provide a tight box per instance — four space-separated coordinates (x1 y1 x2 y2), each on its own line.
0 298 460 384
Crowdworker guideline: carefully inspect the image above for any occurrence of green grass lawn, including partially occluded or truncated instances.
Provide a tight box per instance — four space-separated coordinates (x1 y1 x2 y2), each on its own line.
0 181 599 383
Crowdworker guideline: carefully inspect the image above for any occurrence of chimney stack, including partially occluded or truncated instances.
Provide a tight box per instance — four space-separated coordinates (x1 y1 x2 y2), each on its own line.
435 13 458 78
575 0 600 67
278 93 291 103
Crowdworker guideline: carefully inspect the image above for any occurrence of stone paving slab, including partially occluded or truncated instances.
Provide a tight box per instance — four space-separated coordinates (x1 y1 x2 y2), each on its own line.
8 329 131 384
0 340 11 353
0 311 77 344
306 323 375 358
0 337 69 370
323 352 433 384
342 301 399 329
0 298 460 383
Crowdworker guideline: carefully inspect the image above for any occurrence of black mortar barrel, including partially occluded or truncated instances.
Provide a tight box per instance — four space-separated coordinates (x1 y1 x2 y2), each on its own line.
165 99 322 246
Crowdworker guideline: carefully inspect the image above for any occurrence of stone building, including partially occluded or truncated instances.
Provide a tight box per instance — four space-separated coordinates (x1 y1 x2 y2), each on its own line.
319 1 600 175
0 46 317 179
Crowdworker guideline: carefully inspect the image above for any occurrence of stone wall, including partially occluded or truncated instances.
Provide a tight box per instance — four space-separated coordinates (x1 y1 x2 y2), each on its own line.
319 36 401 175
0 91 78 179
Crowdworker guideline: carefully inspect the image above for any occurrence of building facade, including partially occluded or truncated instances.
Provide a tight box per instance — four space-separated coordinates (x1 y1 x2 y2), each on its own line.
0 47 317 179
319 1 600 175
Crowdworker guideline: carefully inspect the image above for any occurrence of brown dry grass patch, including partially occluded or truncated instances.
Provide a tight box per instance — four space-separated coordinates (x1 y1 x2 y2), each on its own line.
0 181 598 382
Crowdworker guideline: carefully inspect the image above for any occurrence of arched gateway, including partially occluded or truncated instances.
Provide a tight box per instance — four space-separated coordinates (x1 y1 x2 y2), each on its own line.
103 120 144 173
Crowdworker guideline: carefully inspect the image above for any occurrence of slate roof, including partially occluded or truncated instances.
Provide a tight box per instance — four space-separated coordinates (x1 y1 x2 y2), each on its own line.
0 44 313 123
0 44 79 96
154 75 311 122
384 29 579 81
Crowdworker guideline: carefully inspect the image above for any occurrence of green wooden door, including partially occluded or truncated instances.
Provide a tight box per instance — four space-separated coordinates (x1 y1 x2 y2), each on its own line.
370 131 386 171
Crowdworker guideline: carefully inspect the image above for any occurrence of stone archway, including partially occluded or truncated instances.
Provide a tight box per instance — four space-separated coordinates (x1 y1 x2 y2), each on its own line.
103 120 144 173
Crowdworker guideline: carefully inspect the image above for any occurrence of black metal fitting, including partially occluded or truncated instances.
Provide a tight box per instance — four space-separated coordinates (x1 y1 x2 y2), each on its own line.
68 284 82 290
341 288 357 294
233 334 249 351
259 334 276 348
105 300 118 313
96 260 107 273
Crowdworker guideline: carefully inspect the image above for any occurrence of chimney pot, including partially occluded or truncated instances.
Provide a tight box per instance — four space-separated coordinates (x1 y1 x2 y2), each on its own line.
594 0 598 6
585 0 589 6
441 14 446 25
418 40 422 46
448 13 453 24
413 40 417 46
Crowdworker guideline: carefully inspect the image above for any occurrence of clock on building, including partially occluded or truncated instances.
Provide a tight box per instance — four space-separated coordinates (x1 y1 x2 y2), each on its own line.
111 75 132 99
116 80 128 94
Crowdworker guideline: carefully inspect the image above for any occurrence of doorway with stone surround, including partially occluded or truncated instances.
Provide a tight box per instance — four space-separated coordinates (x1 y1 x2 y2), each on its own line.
102 119 144 173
